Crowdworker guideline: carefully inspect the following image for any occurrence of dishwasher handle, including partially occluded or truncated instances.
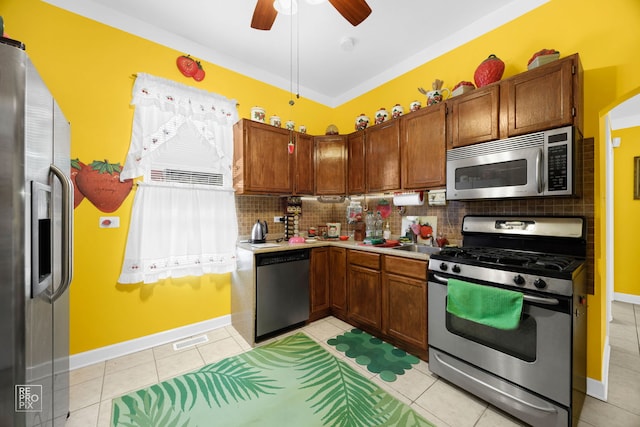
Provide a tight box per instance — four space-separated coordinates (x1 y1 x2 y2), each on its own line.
255 249 310 266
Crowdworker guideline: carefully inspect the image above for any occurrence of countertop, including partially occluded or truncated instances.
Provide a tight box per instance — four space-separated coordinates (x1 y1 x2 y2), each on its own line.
237 239 430 261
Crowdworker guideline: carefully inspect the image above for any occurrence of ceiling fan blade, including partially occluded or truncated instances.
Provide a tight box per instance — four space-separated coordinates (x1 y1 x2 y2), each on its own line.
328 0 372 26
251 0 278 30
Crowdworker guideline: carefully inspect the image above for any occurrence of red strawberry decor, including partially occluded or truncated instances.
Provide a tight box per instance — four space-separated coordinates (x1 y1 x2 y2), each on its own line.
74 160 133 213
474 54 505 88
376 199 392 219
176 55 206 82
193 61 206 82
176 55 198 77
70 158 86 208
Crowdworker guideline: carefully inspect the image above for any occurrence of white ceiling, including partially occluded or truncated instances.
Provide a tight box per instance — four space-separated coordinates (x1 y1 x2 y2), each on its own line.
44 0 548 107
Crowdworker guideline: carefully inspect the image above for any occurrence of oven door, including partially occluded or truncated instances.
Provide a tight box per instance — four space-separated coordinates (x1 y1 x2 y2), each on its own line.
446 142 542 200
428 273 572 407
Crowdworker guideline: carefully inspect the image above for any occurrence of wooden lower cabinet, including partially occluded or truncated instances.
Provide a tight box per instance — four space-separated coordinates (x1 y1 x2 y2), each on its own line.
329 247 347 320
309 247 330 321
382 255 428 358
347 251 382 332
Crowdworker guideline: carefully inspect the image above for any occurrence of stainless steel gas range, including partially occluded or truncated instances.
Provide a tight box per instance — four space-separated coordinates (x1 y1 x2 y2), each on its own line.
428 215 587 427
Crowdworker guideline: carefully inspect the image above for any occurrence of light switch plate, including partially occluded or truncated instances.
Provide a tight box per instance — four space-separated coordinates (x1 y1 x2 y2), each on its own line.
99 216 120 228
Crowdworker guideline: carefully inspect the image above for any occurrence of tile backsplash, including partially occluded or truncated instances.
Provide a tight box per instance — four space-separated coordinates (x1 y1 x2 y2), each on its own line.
235 138 594 293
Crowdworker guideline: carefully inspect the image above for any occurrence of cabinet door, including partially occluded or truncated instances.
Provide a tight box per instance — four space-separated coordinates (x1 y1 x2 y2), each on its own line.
383 272 427 352
233 120 293 194
329 247 347 320
348 264 381 332
365 120 401 192
448 85 500 148
310 247 330 321
347 131 366 195
315 135 347 195
505 56 576 136
401 104 446 189
295 133 315 195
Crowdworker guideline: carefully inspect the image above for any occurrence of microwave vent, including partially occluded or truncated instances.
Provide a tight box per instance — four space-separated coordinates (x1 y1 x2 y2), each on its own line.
150 168 224 187
447 131 544 161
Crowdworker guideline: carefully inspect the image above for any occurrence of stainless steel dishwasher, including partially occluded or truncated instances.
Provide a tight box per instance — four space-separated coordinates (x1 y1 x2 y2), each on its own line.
255 249 310 341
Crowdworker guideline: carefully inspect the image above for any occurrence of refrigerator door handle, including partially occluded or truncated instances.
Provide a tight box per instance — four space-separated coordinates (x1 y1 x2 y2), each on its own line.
49 164 73 302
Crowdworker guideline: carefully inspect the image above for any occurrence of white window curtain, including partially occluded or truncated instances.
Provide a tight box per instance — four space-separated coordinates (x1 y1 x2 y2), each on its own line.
118 73 239 284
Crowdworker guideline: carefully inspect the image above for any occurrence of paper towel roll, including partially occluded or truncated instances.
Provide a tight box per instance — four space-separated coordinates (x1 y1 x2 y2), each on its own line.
393 191 424 206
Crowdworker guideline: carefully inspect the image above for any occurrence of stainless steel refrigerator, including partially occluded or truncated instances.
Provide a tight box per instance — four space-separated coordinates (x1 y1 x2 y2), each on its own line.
0 37 73 426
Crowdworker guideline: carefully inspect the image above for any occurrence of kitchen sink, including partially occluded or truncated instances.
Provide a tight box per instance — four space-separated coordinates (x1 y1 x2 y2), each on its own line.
392 244 442 255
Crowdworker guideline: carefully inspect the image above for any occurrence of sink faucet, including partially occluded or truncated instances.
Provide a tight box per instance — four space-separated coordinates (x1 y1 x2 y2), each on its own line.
407 227 418 243
424 235 435 247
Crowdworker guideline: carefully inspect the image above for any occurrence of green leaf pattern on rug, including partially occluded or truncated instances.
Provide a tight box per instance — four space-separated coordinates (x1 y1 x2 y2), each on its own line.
327 329 420 382
112 333 434 427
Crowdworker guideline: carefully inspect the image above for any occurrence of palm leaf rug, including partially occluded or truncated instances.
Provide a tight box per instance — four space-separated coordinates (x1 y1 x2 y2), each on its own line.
327 329 420 382
111 332 435 427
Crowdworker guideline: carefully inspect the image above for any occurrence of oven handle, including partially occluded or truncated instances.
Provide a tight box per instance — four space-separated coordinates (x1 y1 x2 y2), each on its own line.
432 352 558 414
432 274 560 305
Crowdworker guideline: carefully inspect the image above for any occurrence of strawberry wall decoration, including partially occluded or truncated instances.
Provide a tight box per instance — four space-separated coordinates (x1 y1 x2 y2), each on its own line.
473 54 505 88
176 54 205 82
73 159 133 212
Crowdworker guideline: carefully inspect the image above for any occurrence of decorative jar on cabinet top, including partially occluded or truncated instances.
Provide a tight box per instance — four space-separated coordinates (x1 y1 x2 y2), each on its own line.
374 108 389 124
250 106 266 122
269 115 281 127
355 113 370 131
391 104 404 119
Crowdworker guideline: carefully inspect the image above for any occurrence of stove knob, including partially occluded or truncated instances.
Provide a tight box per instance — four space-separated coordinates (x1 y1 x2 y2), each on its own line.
452 265 461 273
534 278 547 289
513 275 526 285
439 262 448 271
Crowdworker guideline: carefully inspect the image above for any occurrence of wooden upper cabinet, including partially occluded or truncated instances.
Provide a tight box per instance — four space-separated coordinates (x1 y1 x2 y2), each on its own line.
365 120 401 192
315 135 347 195
400 103 446 189
294 133 314 195
233 119 293 194
448 85 500 148
347 131 366 195
504 54 580 137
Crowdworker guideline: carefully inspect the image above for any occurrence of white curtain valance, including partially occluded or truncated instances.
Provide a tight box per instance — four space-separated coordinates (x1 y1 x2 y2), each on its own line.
121 72 238 181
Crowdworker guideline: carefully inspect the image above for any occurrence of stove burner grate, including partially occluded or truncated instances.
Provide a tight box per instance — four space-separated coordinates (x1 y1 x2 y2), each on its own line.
437 247 579 273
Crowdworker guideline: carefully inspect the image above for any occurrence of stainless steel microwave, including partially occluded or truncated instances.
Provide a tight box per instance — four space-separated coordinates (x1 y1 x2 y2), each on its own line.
446 126 582 200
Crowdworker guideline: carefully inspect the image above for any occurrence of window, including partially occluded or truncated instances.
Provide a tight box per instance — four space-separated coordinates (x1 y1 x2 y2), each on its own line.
118 73 238 284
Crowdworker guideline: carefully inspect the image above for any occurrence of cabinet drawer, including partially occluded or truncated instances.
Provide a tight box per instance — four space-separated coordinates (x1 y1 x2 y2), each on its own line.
383 255 427 280
348 250 380 270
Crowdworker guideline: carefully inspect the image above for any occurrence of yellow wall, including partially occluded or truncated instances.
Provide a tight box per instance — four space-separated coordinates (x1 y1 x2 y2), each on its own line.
4 0 640 383
613 125 640 296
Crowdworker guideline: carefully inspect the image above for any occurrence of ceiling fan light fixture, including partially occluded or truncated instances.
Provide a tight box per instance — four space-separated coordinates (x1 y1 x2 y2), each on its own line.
274 0 298 15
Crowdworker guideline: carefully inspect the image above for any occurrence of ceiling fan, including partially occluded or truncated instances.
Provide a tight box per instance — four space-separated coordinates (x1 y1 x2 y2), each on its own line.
251 0 372 30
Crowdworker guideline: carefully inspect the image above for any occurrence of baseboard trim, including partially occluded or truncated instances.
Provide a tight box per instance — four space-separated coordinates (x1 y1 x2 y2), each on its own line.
613 292 640 305
70 315 231 370
586 335 610 401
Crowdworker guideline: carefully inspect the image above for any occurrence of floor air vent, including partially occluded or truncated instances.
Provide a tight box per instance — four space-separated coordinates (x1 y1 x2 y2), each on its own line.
173 334 209 351
150 168 224 187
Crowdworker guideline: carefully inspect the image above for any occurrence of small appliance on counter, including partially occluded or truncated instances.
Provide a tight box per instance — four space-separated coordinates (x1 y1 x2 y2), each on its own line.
250 220 268 243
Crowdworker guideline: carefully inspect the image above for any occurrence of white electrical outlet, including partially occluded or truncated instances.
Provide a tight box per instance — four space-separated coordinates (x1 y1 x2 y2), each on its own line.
99 216 120 228
274 216 284 223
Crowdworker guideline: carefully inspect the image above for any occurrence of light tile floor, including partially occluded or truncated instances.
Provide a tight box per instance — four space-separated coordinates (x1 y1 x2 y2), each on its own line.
66 301 640 426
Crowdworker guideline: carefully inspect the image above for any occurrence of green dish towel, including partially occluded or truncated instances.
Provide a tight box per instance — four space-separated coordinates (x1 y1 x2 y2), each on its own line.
446 278 524 330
